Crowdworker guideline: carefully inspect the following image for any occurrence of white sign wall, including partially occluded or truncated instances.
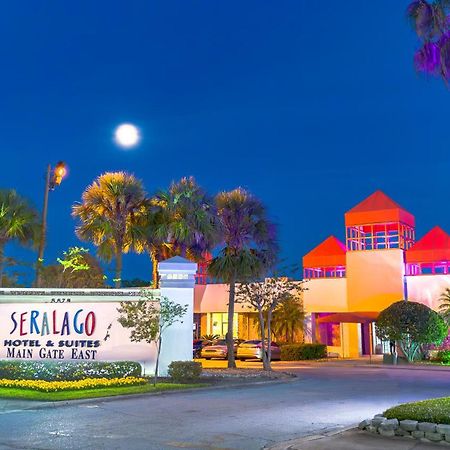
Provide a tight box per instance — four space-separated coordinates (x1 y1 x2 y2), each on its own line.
0 302 157 372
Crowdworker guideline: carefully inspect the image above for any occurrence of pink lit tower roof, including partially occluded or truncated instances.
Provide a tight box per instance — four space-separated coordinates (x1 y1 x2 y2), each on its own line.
406 226 450 263
345 190 415 227
303 235 346 268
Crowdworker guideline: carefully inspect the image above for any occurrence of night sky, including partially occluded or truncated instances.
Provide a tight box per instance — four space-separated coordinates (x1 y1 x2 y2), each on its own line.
0 1 448 284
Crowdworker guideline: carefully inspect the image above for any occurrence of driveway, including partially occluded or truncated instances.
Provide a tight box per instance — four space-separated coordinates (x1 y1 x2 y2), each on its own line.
1 364 450 449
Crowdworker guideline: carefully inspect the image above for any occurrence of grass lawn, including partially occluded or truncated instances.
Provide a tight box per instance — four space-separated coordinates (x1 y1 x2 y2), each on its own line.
385 397 450 424
0 382 208 402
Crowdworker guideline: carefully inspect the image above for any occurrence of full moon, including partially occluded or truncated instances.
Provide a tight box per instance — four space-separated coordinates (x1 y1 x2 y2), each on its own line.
114 123 140 148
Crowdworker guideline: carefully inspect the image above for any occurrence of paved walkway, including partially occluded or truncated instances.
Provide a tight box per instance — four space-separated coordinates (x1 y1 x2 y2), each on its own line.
1 365 450 449
199 356 450 373
269 429 443 450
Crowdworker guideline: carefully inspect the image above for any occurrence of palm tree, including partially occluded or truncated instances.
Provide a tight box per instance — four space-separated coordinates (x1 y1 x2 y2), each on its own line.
208 188 277 368
271 295 305 343
72 172 148 288
406 0 450 83
145 177 220 287
0 189 40 287
439 287 450 323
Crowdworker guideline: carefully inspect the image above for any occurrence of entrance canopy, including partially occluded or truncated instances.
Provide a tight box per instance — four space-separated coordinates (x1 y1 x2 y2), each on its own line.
317 312 379 323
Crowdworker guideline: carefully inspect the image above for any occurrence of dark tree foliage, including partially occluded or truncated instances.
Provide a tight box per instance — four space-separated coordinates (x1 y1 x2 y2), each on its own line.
121 278 152 287
376 300 448 361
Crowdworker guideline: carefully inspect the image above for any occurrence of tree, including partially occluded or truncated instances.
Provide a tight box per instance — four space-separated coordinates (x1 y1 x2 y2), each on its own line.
271 295 306 343
0 189 40 288
39 247 106 288
406 1 450 83
208 188 278 369
439 287 450 323
117 289 188 386
146 177 220 287
236 278 304 370
72 172 148 288
376 300 447 362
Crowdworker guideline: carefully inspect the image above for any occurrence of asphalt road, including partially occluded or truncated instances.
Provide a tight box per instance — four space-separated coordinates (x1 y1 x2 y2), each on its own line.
1 364 450 450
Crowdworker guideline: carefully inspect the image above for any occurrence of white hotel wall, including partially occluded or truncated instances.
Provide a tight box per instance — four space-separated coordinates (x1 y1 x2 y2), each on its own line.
406 275 450 310
194 284 256 313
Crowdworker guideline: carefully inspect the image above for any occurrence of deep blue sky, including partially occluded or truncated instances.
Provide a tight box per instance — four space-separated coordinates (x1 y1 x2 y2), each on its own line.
1 1 448 284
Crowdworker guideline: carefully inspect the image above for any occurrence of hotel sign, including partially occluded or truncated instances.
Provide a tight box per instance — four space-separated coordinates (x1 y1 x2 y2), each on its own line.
0 302 156 364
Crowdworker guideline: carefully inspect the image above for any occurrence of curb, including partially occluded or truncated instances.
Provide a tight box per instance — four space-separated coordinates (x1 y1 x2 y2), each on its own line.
265 425 357 450
289 362 450 373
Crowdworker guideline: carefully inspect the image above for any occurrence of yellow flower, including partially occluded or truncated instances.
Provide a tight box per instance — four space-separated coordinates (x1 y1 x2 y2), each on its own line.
0 377 146 392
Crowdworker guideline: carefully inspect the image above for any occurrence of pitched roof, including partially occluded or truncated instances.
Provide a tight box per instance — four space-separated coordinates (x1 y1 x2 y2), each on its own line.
303 236 346 268
345 190 415 227
406 226 450 263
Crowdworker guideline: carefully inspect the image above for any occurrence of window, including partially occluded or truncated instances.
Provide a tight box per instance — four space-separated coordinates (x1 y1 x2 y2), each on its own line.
346 222 415 251
406 261 450 276
304 266 346 279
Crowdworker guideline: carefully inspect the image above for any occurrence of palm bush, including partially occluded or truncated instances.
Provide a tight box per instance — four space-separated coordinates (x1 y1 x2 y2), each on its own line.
0 189 40 287
407 0 450 83
208 188 277 368
146 177 220 287
72 172 148 287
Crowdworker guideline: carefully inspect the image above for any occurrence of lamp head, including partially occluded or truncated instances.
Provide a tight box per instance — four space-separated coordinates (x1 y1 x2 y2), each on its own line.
53 161 67 186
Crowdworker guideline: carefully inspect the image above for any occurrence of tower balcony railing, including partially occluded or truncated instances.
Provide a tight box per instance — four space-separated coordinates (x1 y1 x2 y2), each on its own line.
346 222 415 251
304 266 346 279
406 262 450 276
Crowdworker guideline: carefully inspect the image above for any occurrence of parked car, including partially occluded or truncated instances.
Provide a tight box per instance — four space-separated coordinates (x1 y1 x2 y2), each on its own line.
193 339 210 358
236 340 281 361
201 339 240 359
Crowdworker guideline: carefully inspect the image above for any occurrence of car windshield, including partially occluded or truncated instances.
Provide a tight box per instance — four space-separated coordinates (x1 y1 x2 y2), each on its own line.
242 340 278 346
211 340 227 345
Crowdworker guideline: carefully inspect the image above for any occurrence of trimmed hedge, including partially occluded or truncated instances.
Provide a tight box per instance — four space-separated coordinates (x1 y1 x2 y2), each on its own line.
280 343 327 361
384 397 450 424
168 361 202 383
433 350 450 364
0 360 142 381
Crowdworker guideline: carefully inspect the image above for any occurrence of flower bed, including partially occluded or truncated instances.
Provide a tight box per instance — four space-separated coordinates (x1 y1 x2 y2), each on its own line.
0 360 141 381
0 376 146 392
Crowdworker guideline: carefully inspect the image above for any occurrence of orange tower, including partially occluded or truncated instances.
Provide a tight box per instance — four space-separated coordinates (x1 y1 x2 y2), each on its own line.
345 190 415 312
345 190 415 251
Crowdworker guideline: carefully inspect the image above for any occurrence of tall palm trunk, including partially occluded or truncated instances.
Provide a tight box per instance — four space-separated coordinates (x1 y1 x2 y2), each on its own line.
0 243 4 288
226 271 237 369
115 249 122 288
150 249 159 288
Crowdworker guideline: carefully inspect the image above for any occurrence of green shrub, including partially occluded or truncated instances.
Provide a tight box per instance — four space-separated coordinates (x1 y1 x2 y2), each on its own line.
280 343 327 361
434 350 450 364
167 361 202 383
0 360 141 381
384 397 450 424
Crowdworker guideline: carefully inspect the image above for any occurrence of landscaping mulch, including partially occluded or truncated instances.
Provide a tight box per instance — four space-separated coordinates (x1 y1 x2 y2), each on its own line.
199 368 296 384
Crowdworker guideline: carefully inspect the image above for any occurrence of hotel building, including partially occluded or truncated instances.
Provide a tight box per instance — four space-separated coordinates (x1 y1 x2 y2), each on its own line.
194 191 450 355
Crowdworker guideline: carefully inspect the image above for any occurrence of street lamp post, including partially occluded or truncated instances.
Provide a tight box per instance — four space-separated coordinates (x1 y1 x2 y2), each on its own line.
35 162 67 288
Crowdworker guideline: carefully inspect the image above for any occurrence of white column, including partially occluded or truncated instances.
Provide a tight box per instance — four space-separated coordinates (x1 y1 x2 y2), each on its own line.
158 256 197 376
